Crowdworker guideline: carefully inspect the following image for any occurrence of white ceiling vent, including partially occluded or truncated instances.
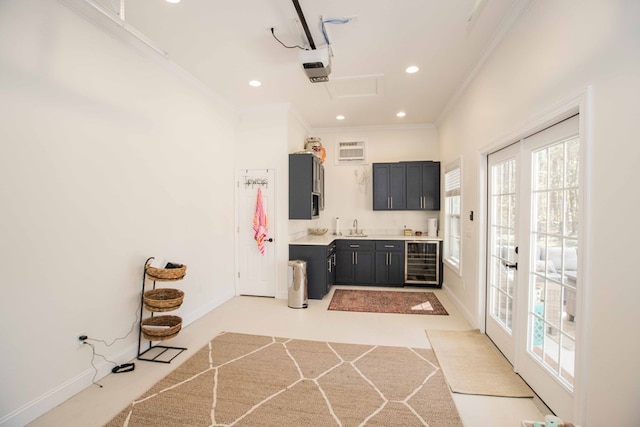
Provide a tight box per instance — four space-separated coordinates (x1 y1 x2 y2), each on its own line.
336 140 366 164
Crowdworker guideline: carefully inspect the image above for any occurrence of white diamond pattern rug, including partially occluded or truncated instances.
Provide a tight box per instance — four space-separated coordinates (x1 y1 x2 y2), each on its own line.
107 332 463 426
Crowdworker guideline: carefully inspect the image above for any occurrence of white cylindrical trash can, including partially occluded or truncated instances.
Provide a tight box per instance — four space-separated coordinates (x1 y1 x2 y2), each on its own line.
287 260 308 309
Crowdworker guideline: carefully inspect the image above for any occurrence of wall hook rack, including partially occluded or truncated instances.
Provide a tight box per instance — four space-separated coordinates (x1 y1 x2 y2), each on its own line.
243 177 268 188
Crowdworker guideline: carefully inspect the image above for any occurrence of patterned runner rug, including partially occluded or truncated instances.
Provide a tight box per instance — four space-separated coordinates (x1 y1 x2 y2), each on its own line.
108 332 462 426
328 289 449 315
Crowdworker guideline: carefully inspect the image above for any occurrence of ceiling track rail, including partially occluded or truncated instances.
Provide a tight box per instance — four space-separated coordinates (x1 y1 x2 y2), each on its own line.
292 0 315 50
59 0 167 57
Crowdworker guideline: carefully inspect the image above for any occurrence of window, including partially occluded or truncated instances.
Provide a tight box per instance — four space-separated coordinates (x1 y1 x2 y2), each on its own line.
444 159 461 272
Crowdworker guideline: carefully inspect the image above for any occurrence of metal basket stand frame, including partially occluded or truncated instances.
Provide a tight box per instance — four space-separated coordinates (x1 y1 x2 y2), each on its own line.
137 257 187 363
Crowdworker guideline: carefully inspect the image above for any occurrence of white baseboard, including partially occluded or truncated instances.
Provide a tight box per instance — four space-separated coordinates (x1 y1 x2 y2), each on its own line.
0 291 235 427
181 288 235 327
442 282 478 329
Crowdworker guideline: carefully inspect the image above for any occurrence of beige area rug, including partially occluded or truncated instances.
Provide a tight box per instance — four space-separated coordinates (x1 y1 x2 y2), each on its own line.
328 289 449 315
108 332 463 426
426 329 534 398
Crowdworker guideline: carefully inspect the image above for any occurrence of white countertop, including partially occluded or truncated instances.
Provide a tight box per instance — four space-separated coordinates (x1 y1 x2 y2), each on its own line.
290 233 443 246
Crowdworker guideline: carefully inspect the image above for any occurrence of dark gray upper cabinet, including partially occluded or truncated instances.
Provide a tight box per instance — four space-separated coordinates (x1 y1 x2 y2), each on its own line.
373 161 440 211
406 161 441 210
372 163 406 210
289 153 323 219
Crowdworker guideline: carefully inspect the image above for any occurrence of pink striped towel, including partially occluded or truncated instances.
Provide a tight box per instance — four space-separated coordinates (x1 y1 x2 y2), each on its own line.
253 188 268 255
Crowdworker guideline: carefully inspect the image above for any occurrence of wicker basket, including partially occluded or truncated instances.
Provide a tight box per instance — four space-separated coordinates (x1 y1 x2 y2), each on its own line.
141 315 182 341
143 288 184 312
145 263 187 281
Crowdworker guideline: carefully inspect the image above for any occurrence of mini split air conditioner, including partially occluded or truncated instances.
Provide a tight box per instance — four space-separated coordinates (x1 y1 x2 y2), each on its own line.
299 47 331 83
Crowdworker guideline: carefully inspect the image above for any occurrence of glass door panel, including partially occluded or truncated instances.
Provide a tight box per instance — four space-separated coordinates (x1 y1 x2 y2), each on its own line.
529 136 579 390
486 143 520 364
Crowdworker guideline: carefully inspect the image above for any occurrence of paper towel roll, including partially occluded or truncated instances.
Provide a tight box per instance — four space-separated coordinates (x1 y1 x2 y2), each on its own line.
427 218 438 237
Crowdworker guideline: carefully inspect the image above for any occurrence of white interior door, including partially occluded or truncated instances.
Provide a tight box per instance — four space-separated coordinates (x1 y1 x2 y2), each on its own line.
486 143 520 364
237 169 276 297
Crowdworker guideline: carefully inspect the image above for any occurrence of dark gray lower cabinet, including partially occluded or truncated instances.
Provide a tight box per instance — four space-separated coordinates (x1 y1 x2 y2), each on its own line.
374 241 405 286
335 240 375 284
292 239 440 292
289 243 335 300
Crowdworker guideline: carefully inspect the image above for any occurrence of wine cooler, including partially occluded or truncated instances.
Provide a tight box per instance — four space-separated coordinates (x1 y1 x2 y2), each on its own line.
405 241 441 286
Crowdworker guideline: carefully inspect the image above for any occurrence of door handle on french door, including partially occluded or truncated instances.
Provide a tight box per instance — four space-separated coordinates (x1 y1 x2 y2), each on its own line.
504 262 518 270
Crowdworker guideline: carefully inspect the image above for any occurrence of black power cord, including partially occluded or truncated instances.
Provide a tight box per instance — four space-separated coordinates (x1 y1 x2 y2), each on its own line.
81 341 135 388
78 297 141 388
270 27 307 50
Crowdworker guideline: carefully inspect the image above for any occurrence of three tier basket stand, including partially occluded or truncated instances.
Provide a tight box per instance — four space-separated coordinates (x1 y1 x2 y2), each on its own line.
137 256 187 363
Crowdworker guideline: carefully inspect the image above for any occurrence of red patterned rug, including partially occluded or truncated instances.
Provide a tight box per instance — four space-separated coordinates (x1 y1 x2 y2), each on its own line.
328 289 448 315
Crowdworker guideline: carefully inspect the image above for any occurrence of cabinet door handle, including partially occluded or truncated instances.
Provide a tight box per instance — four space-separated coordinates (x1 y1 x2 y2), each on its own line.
355 252 358 265
390 197 393 209
350 244 360 248
386 252 390 265
387 196 390 209
328 258 332 272
384 245 394 248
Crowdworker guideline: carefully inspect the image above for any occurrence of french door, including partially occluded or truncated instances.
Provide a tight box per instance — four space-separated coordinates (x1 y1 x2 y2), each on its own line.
486 115 580 421
487 143 520 364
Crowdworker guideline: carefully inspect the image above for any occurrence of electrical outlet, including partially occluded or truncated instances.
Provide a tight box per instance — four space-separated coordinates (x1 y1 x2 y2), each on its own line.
76 333 87 349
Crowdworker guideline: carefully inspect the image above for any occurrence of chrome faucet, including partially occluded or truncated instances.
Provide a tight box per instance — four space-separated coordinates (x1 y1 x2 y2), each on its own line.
353 219 359 235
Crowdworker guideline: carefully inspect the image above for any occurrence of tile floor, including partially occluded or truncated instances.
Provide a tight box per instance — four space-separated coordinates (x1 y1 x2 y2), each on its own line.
29 286 546 427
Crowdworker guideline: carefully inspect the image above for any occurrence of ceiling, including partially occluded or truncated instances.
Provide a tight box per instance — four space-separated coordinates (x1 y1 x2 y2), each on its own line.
93 0 516 129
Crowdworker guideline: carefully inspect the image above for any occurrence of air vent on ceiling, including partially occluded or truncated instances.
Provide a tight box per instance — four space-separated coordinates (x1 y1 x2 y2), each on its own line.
336 140 366 164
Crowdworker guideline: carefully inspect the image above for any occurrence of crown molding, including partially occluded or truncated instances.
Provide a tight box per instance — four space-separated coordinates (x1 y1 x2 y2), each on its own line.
310 123 436 134
435 0 536 127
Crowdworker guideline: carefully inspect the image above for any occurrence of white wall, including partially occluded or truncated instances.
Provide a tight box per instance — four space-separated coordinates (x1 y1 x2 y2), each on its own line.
235 106 308 299
438 1 640 425
298 126 440 236
0 1 238 425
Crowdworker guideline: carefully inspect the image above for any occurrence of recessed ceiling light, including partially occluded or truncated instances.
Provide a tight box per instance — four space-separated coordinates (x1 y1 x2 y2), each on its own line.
405 65 419 74
166 0 181 3
336 115 345 120
396 111 406 118
248 80 262 87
